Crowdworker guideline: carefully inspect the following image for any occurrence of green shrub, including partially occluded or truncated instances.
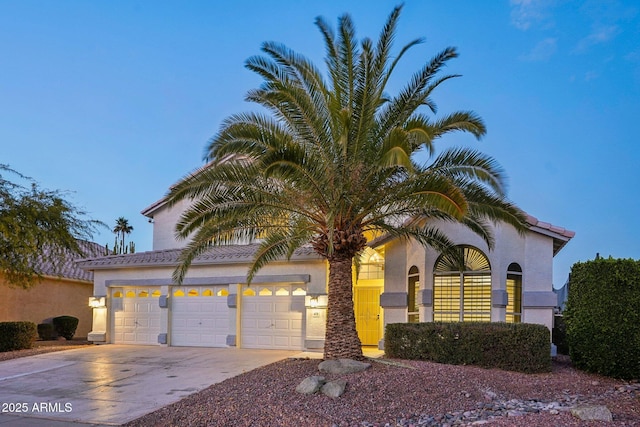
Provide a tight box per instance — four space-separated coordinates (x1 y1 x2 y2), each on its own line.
37 323 55 340
552 315 569 355
565 257 640 380
52 316 79 340
0 321 38 352
385 322 551 373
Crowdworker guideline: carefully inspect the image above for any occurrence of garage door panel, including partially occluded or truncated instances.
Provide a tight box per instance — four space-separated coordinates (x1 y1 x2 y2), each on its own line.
258 303 273 313
242 318 257 328
173 319 187 328
241 285 305 350
274 319 292 330
274 302 292 313
136 318 150 328
170 286 229 348
112 288 162 345
257 336 273 346
273 336 292 347
201 319 216 328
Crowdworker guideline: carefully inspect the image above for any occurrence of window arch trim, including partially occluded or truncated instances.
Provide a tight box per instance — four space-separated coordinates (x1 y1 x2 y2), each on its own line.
433 246 492 322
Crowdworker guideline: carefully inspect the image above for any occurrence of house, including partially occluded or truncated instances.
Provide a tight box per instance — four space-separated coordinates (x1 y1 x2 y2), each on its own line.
0 240 105 338
77 196 574 350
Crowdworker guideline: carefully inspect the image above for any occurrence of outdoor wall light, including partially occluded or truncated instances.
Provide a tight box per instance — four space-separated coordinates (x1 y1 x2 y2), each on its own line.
88 296 106 308
305 295 328 308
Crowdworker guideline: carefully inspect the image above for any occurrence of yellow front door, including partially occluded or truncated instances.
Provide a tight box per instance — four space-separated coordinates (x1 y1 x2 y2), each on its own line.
354 287 381 345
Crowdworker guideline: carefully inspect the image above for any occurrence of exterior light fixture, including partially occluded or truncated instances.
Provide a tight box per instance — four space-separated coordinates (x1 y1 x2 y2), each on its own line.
305 294 328 308
88 296 106 308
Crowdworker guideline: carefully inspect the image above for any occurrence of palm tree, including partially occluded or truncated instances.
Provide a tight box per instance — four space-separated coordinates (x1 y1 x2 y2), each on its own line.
112 217 133 254
167 6 527 360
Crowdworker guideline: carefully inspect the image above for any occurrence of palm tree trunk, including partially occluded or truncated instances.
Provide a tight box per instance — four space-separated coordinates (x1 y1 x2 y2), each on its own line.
324 255 364 360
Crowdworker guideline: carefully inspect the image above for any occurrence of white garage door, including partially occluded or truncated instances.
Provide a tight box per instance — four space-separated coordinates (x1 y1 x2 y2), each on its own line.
241 285 306 350
112 287 161 345
170 286 229 347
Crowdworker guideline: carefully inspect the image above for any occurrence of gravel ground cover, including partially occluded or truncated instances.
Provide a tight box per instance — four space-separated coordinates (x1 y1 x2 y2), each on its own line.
125 355 639 427
2 344 637 426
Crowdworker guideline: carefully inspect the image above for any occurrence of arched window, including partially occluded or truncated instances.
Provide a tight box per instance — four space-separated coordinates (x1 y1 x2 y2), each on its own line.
407 266 420 323
433 246 491 322
506 263 522 323
358 247 384 280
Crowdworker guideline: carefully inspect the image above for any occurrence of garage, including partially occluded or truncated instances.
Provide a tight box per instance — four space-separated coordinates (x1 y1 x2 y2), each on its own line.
170 286 230 347
240 284 306 350
111 287 161 345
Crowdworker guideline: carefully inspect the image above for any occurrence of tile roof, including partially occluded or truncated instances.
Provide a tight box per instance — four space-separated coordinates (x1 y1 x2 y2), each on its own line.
525 214 575 255
76 243 322 270
525 214 575 239
36 240 105 282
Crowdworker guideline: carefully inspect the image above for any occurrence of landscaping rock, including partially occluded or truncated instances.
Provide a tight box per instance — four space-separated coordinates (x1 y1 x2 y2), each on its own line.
318 359 371 375
570 405 613 422
295 376 325 394
321 379 347 398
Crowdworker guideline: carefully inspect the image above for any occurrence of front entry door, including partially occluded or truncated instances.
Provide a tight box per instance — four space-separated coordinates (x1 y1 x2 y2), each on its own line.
354 287 381 345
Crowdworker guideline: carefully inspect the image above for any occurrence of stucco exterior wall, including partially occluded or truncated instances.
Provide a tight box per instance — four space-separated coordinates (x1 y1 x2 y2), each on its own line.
0 275 93 338
382 219 558 333
148 199 192 250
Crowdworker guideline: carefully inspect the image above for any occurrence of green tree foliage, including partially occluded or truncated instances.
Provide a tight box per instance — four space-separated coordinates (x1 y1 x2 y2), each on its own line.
112 217 134 254
166 6 527 359
106 217 135 255
0 165 102 288
565 257 640 379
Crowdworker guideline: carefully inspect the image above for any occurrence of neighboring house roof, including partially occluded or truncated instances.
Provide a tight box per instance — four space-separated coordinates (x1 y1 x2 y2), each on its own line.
553 278 570 312
36 240 105 282
76 243 322 270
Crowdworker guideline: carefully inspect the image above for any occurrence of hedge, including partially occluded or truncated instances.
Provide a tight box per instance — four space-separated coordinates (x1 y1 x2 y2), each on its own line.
52 315 79 340
0 321 38 352
385 322 551 373
564 257 640 379
37 323 55 340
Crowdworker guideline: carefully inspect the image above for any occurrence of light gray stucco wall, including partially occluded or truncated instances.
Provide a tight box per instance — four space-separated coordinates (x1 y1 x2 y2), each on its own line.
149 199 192 250
382 219 558 333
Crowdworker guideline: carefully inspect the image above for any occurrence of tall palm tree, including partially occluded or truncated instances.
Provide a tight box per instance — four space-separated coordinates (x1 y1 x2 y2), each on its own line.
167 6 527 360
112 217 133 254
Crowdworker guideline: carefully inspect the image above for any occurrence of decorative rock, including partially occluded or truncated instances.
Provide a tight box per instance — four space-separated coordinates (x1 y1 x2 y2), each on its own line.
571 405 613 422
318 359 371 375
321 379 347 398
483 390 497 400
295 376 325 394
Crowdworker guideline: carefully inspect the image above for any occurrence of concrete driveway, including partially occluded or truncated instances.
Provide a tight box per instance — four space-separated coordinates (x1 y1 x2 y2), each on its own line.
0 345 298 426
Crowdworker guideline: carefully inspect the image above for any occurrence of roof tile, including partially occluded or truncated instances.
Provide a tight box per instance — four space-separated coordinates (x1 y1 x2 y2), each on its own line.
77 244 321 270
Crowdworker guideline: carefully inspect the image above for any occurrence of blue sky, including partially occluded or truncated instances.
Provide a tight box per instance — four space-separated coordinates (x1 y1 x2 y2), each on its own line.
1 1 638 287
